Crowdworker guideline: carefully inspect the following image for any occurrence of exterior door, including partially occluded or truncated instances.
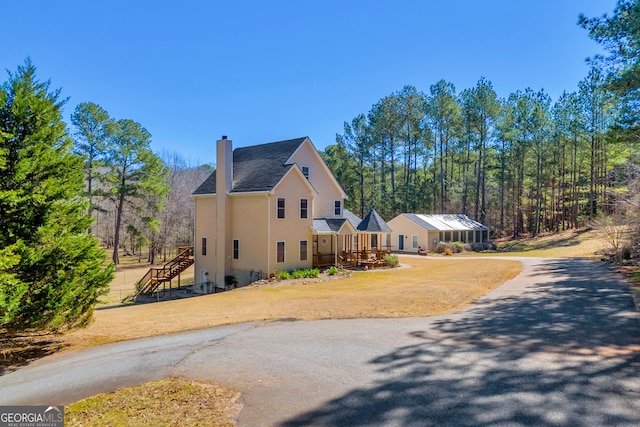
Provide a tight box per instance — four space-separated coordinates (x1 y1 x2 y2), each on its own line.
399 234 404 250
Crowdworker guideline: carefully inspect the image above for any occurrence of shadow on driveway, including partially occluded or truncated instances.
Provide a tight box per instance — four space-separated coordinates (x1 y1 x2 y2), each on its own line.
280 259 640 426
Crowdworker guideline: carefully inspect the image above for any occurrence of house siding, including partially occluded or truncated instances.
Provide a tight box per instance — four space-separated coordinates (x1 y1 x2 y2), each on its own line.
230 194 270 283
289 140 344 218
194 196 217 287
388 215 440 252
269 170 314 273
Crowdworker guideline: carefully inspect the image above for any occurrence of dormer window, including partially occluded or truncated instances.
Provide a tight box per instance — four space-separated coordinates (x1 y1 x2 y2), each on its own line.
334 200 341 216
301 166 310 180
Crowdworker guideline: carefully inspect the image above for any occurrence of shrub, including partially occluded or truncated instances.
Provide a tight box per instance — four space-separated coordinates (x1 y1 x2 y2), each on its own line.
275 271 291 280
451 242 464 253
276 268 319 280
327 266 340 276
225 275 238 288
384 254 399 267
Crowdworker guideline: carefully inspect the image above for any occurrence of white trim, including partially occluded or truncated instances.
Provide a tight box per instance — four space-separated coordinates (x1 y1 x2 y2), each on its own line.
277 196 286 219
287 137 348 199
271 165 318 196
300 198 309 219
233 238 240 260
299 239 308 261
276 240 286 263
201 236 208 256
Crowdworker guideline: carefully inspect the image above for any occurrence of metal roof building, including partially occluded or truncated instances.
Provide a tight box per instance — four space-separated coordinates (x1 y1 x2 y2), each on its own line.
388 213 489 252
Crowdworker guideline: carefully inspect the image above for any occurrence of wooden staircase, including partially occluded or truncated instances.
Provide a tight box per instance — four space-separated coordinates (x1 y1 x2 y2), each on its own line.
123 246 194 302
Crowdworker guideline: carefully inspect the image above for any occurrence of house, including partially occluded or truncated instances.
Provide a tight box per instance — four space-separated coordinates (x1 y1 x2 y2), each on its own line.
388 213 489 252
191 136 391 291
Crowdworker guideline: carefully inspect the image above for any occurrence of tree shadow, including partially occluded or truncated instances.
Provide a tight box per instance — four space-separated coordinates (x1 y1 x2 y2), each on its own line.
0 333 69 375
280 258 640 426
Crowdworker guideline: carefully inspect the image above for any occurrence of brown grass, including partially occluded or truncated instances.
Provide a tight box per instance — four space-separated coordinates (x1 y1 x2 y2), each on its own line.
61 257 521 351
495 228 605 258
65 377 241 427
59 256 520 426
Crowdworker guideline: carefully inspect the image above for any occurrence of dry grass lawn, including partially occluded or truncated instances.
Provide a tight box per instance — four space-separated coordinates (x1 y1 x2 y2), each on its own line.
65 377 241 427
59 256 520 426
63 257 521 352
15 229 609 425
494 228 605 258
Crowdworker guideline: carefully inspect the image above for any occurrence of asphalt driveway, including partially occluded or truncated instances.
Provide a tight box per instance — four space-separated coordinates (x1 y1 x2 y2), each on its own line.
1 257 639 426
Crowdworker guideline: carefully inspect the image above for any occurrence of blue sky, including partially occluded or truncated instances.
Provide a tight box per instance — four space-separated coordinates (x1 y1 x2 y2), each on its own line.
2 1 616 165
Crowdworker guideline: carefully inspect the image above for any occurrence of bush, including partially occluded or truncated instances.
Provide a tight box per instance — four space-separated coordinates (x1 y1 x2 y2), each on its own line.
451 242 464 253
275 268 320 280
471 242 497 252
275 271 291 280
327 266 340 276
225 275 238 288
384 254 399 267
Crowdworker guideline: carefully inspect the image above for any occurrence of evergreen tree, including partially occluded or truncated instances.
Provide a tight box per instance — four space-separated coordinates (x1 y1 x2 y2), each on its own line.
100 119 169 264
0 60 113 333
71 102 111 216
580 0 640 138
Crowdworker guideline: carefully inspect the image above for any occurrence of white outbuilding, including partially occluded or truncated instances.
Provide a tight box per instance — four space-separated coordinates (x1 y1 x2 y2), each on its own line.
388 213 490 252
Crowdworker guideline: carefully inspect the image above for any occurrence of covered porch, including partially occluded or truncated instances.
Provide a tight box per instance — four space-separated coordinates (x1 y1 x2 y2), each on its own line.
311 217 358 268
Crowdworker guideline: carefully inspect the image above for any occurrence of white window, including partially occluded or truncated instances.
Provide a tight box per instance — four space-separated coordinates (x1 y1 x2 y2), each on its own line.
301 166 310 180
277 197 285 219
201 237 207 256
334 200 341 216
300 240 308 261
277 241 285 263
412 235 418 248
300 199 308 219
233 239 239 259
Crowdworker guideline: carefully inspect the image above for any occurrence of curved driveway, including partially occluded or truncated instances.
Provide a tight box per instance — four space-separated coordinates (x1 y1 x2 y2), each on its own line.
1 257 640 426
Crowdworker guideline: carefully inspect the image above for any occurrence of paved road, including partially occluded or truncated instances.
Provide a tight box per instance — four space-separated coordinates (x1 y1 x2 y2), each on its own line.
1 257 640 426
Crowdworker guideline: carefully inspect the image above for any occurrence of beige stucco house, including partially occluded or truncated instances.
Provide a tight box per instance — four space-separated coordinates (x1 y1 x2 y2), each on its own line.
192 136 383 290
388 213 489 252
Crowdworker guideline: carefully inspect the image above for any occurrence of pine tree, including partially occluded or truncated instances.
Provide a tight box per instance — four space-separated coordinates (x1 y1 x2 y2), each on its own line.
0 60 113 333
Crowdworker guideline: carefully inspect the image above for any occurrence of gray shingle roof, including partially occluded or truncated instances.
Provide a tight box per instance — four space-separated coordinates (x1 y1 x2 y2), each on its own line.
312 218 350 234
357 209 392 233
192 137 308 195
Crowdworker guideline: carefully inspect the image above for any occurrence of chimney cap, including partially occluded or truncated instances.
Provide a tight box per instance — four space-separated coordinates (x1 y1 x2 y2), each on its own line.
222 135 227 140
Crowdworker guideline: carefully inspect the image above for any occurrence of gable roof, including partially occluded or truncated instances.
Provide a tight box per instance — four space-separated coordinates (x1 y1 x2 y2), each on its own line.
357 209 392 233
402 213 488 231
311 218 357 235
192 137 308 195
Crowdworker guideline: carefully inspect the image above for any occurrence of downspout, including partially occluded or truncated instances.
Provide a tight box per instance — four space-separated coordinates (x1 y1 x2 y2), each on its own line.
267 193 271 278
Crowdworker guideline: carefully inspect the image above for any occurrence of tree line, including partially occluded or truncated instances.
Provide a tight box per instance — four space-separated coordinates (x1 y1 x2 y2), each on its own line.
323 0 640 241
323 71 631 238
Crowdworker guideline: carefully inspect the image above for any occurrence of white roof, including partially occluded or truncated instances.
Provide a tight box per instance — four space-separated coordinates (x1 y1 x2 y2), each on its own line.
402 214 488 231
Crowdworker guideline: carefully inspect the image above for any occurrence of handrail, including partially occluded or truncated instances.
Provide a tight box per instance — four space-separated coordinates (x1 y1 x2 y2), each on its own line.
125 246 195 301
